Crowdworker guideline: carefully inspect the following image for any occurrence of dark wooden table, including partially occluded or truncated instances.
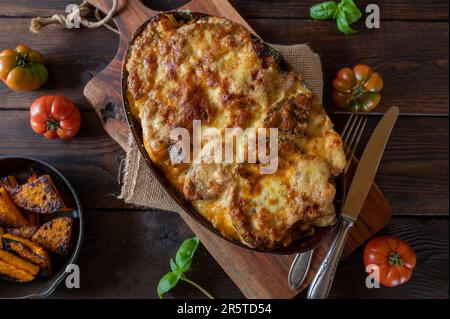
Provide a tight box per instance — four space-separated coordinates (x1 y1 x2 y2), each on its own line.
0 0 448 299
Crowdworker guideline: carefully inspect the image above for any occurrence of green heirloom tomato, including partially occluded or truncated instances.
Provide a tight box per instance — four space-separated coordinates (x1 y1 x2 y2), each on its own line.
0 45 48 91
332 64 383 112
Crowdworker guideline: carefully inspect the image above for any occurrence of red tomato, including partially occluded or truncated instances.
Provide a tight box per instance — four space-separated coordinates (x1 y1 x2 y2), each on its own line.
30 96 81 140
364 235 416 287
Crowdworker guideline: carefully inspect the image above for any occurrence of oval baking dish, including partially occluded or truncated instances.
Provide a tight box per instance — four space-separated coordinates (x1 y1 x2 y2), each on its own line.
121 11 343 254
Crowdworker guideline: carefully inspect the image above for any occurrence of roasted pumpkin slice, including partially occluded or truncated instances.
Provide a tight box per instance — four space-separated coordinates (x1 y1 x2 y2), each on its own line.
10 175 65 213
0 227 4 249
2 234 50 270
32 217 73 254
27 172 40 183
0 261 33 282
0 176 18 192
0 187 28 227
6 211 40 239
0 249 39 282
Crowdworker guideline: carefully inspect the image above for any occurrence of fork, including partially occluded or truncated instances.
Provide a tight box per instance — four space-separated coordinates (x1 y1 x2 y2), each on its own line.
287 113 367 290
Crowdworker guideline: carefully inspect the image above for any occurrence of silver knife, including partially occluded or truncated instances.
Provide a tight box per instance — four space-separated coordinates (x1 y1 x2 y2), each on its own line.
307 106 399 299
288 250 314 289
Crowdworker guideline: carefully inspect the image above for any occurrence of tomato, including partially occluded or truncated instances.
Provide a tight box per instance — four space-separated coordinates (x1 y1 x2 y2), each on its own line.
364 235 416 287
332 64 383 112
30 96 81 140
0 45 48 91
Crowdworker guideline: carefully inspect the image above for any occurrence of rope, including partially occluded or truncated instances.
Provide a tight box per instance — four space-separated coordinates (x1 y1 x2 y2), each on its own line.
30 0 119 34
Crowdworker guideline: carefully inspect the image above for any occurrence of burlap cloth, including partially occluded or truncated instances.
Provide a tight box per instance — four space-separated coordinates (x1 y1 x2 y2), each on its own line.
119 44 323 212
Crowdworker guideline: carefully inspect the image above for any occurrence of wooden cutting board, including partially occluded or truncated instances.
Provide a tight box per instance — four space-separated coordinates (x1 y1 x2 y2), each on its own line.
83 0 392 298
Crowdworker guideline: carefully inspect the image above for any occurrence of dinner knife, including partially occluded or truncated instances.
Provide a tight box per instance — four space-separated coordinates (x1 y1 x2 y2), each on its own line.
288 250 314 289
307 106 399 299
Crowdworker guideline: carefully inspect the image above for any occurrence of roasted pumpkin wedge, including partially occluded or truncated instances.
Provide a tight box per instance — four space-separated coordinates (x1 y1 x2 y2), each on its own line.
0 249 39 282
10 175 65 214
32 217 73 254
0 227 4 249
0 187 28 227
0 176 18 192
2 234 50 270
27 172 39 183
6 210 40 239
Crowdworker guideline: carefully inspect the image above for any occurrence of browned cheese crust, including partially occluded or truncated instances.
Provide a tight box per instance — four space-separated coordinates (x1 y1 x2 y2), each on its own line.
125 14 346 248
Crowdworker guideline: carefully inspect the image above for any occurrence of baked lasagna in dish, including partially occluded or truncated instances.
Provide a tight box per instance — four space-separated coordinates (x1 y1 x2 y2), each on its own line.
124 13 346 249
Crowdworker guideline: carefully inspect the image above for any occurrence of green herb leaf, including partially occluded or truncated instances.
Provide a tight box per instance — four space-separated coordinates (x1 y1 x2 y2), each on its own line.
310 0 362 35
175 236 199 272
170 258 181 273
338 0 362 24
157 272 180 299
336 9 357 35
310 1 338 20
156 236 214 299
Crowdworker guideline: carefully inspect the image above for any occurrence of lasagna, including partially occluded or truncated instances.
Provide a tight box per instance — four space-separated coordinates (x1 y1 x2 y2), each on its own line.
125 13 346 249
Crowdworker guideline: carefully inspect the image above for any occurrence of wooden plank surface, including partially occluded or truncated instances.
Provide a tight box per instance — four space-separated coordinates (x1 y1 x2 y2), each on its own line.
0 112 446 215
0 111 127 209
231 0 450 21
0 0 448 299
46 211 448 299
0 0 448 21
0 18 447 115
0 19 118 111
335 115 449 216
81 0 391 299
251 20 449 115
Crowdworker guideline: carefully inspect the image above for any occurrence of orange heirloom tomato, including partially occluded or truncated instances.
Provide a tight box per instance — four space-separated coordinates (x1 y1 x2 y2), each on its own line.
364 235 416 287
332 64 383 112
0 45 48 91
30 96 81 140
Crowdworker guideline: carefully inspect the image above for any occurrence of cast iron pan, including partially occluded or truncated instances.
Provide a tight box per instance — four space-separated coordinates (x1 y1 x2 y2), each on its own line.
121 11 343 254
0 156 83 298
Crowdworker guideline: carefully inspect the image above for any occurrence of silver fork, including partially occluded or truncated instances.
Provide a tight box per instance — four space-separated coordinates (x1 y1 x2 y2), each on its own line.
288 113 367 290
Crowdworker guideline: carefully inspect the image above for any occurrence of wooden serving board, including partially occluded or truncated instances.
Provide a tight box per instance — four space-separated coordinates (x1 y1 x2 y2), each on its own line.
83 0 392 298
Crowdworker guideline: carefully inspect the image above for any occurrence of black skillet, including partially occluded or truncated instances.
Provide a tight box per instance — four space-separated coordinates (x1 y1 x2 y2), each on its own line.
0 156 83 298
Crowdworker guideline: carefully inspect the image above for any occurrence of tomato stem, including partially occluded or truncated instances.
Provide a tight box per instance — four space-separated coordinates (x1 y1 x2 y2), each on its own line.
388 252 403 266
46 120 59 132
15 53 31 68
351 84 366 101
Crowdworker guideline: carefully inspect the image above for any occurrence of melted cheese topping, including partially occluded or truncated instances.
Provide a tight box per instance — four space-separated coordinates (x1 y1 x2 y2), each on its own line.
125 14 346 248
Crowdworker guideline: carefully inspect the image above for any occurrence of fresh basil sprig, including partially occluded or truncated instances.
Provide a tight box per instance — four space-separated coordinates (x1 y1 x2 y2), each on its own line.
310 0 362 35
310 1 338 20
157 236 214 299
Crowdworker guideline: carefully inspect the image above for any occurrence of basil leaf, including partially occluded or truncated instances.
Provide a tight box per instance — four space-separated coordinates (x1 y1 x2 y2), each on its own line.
170 258 181 274
157 272 180 299
336 9 357 35
175 236 199 271
338 0 362 24
310 1 338 20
